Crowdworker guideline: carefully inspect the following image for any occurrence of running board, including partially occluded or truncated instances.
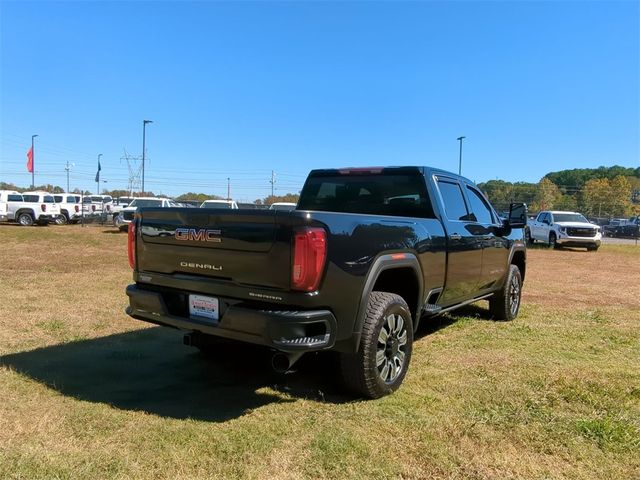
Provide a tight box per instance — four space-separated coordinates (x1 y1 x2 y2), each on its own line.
427 293 494 316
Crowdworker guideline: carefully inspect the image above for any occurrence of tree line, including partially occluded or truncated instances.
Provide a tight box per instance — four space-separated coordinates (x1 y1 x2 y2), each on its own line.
479 166 640 218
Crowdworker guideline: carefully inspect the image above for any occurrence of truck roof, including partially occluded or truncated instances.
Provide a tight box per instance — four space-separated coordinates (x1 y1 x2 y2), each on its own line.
307 166 475 184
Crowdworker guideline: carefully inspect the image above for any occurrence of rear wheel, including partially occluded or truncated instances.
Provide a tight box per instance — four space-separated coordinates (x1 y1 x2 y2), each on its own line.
18 212 34 226
55 212 69 225
489 264 522 321
341 292 413 399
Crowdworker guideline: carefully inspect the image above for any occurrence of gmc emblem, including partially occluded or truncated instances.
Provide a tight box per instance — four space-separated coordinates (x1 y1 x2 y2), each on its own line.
175 228 222 243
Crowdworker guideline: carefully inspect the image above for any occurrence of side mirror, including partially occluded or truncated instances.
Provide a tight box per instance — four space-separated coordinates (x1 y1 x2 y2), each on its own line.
507 203 527 228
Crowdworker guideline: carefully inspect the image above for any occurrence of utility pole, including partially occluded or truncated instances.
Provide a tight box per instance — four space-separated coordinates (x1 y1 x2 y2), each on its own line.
31 134 38 188
142 120 153 195
270 170 276 198
64 160 73 192
457 136 465 175
227 177 231 200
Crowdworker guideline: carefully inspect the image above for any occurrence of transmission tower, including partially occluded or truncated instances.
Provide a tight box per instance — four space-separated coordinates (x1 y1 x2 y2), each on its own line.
121 149 143 196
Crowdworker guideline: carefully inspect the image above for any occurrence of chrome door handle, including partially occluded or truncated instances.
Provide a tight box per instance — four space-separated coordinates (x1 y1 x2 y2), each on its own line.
450 233 462 240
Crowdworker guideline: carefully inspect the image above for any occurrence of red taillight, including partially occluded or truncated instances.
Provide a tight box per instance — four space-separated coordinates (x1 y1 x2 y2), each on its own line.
106 205 111 212
41 204 46 212
128 222 136 269
92 205 96 212
74 205 79 213
292 227 326 292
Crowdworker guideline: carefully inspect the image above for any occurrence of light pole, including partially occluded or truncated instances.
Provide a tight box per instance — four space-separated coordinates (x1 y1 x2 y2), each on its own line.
227 177 231 201
142 120 153 195
31 134 38 188
96 154 102 195
457 136 465 175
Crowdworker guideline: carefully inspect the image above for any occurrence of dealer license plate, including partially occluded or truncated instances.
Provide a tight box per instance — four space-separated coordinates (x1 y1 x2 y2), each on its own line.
189 294 219 323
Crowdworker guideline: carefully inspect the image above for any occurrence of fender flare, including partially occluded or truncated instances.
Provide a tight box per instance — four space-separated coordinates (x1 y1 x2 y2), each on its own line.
505 244 527 284
15 208 36 220
352 253 424 351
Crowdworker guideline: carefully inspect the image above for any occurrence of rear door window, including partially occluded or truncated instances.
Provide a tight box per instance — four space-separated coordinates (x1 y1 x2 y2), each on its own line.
436 179 470 221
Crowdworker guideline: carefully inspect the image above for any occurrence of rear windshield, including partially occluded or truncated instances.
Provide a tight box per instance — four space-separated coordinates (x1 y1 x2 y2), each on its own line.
298 173 435 218
43 196 54 203
129 199 163 208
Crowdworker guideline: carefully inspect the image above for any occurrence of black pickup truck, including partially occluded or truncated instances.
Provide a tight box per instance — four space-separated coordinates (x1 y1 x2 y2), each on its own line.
126 167 527 398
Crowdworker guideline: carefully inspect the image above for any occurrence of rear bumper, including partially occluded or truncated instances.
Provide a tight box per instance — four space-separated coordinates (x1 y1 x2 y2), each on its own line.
125 284 337 352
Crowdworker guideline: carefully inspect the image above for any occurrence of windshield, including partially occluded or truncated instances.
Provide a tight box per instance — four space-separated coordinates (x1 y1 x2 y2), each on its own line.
129 199 163 208
553 213 588 223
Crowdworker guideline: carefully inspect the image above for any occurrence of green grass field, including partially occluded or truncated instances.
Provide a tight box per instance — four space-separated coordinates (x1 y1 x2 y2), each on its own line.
1 225 638 479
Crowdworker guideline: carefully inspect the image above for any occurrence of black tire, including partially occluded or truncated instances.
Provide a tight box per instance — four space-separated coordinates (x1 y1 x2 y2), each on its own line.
55 212 69 225
587 245 599 252
549 232 560 249
525 228 534 246
340 292 413 399
489 264 522 321
17 212 34 226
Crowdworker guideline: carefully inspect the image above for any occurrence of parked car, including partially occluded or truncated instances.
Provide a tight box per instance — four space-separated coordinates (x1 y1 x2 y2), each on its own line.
110 196 134 223
52 193 82 224
117 197 178 231
199 199 239 209
604 217 640 238
528 210 601 250
6 191 62 225
0 190 21 222
125 166 527 398
269 202 297 211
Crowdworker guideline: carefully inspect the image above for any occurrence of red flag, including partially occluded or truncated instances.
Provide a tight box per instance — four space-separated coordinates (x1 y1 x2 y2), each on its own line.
26 147 34 173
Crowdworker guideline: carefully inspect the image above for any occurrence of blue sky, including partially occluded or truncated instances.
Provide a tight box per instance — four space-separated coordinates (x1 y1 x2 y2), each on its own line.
1 0 638 201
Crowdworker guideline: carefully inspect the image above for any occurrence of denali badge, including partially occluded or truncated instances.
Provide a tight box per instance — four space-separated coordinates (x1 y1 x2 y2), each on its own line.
180 261 223 271
175 228 222 243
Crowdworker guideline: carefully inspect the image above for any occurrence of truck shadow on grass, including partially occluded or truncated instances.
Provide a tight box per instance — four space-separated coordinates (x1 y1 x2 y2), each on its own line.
1 327 353 422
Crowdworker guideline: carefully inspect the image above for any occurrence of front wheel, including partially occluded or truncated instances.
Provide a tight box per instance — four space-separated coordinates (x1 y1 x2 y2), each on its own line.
525 228 534 245
549 232 560 249
341 292 413 399
489 264 522 321
55 213 69 225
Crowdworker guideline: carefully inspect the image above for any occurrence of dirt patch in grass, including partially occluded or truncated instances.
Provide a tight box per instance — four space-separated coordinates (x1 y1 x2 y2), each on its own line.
1 225 639 479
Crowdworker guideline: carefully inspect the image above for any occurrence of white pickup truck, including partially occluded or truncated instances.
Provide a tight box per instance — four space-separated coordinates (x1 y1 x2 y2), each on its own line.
528 210 602 251
0 190 62 225
53 193 82 224
116 197 178 231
